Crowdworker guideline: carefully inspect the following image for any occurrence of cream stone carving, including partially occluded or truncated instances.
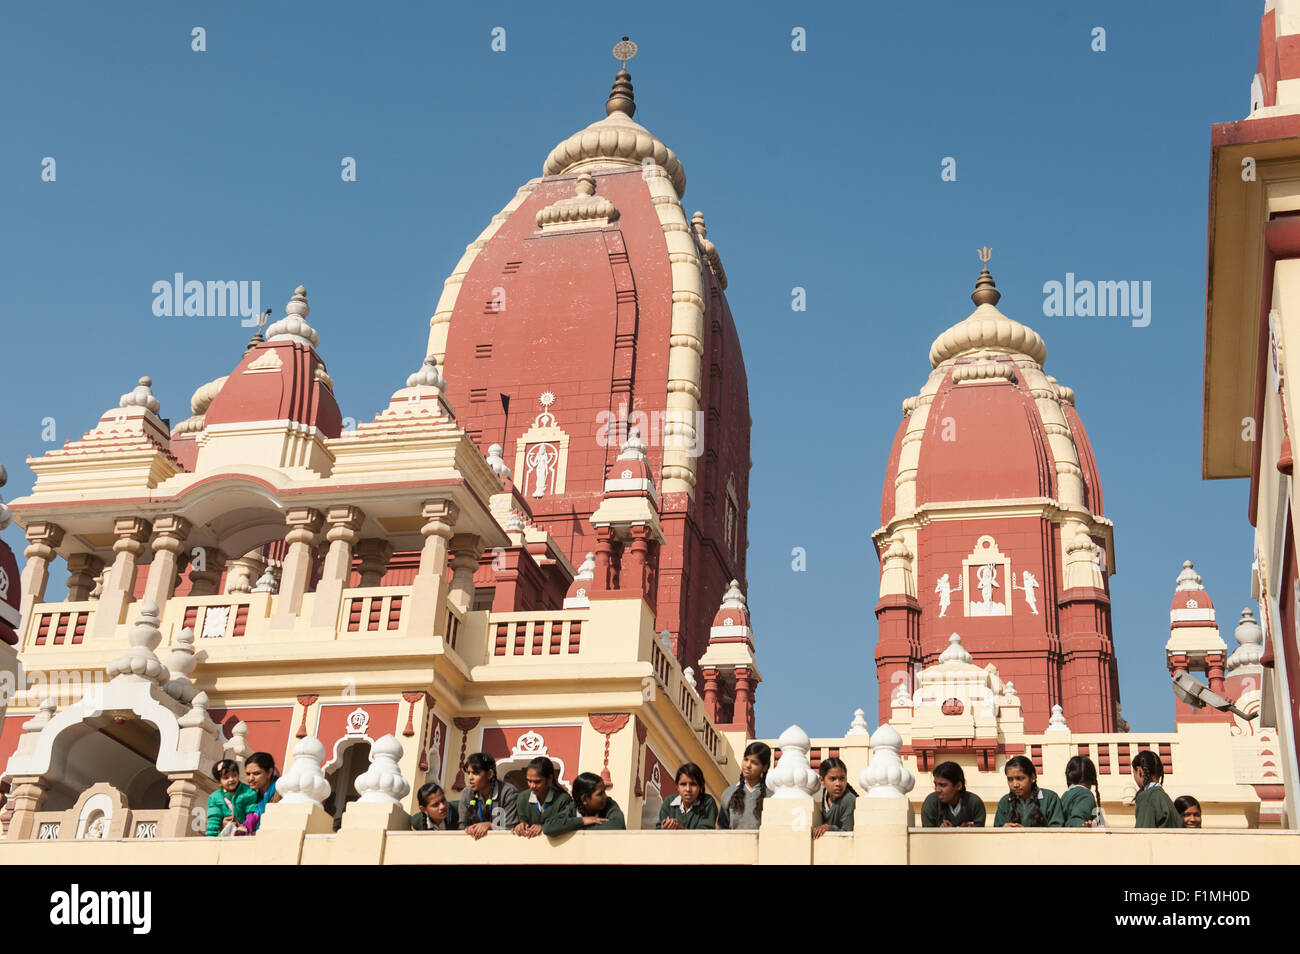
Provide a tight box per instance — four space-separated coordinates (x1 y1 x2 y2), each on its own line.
536 172 620 231
120 376 161 414
355 735 411 806
1229 608 1265 672
485 443 512 481
691 211 727 289
264 286 319 349
1011 570 1041 615
848 708 870 735
246 349 284 372
514 402 570 497
251 567 279 594
934 571 962 617
277 736 331 807
406 355 446 393
861 724 915 798
163 626 199 704
106 602 171 687
1045 704 1069 734
962 535 1012 617
768 725 819 798
174 375 228 435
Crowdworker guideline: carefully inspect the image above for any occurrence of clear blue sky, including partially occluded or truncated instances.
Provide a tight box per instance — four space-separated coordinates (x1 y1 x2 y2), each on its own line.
0 1 1264 737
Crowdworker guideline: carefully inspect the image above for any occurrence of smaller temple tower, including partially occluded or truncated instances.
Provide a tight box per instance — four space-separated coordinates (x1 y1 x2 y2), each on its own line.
1165 560 1232 725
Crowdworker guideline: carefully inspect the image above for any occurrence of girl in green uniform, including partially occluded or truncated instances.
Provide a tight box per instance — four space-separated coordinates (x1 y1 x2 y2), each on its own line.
994 755 1064 827
921 761 986 827
719 742 773 830
1173 795 1202 828
1061 755 1104 828
569 772 626 830
812 757 858 837
658 762 718 830
1131 750 1182 828
513 756 577 838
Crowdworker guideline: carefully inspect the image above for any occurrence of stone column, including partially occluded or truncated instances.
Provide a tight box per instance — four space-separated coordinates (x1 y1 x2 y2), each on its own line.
733 667 755 734
355 539 393 587
622 524 652 599
64 552 103 603
406 499 458 636
162 773 213 837
187 547 226 597
271 508 323 628
224 551 266 595
142 515 192 610
1207 652 1227 695
447 533 483 614
310 505 364 629
92 517 152 639
593 525 619 592
4 777 50 841
700 667 720 722
19 522 64 621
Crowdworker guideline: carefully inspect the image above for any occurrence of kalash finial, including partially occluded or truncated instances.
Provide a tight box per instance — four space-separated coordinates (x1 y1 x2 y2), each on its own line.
607 37 637 118
971 246 1000 307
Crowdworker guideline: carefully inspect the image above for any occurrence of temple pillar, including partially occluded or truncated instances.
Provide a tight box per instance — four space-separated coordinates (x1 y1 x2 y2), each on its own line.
448 534 483 614
4 776 50 841
593 525 620 593
142 515 192 610
187 547 226 597
92 517 151 639
310 506 365 629
64 552 104 603
733 667 755 735
162 773 213 837
355 538 393 588
224 551 266 595
701 666 720 723
19 522 64 622
1207 652 1226 695
407 499 458 636
271 508 324 629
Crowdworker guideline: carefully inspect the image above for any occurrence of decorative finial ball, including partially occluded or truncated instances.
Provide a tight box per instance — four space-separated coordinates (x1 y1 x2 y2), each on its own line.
139 376 152 387
612 37 637 63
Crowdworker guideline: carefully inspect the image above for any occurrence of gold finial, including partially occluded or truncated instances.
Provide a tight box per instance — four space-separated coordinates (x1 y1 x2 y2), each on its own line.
606 38 637 118
613 36 637 68
971 248 1000 307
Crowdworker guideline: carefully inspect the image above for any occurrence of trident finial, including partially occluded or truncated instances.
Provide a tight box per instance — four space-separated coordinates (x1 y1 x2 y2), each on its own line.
613 36 637 68
977 246 993 265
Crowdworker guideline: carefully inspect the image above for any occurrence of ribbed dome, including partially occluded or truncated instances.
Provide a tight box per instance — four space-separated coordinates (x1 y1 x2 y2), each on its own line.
929 269 1047 368
542 68 687 199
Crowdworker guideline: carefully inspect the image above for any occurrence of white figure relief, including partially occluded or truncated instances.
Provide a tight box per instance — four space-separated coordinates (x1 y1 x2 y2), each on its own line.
526 443 558 498
84 816 106 840
934 572 962 617
969 563 1006 616
1011 570 1040 616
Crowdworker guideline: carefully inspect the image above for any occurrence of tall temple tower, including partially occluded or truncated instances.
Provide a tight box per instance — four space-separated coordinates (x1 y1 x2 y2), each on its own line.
873 268 1120 732
423 59 750 672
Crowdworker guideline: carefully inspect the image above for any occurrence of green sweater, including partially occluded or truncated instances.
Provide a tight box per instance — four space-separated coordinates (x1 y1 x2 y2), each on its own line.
1061 785 1098 828
547 797 628 833
205 783 259 837
817 789 858 832
658 793 718 830
920 790 987 828
514 787 579 836
410 802 460 831
993 788 1065 827
1134 785 1183 829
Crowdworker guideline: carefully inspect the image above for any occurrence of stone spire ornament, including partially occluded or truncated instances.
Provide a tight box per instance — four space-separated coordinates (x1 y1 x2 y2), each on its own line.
938 632 973 665
163 626 199 704
575 552 595 580
1228 607 1265 672
119 376 161 414
768 725 820 798
355 735 412 806
1175 559 1204 590
224 720 253 761
178 690 220 735
485 443 512 480
251 566 279 594
264 286 320 349
22 698 56 733
618 426 649 463
1045 703 1070 734
861 724 915 798
276 736 331 807
406 355 446 393
106 602 171 687
848 708 870 735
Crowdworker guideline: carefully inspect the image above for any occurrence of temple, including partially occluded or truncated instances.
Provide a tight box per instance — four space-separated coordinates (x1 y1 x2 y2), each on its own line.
0 15 1297 864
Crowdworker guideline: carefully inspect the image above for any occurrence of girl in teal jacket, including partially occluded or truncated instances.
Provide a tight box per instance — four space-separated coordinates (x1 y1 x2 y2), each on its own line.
206 759 259 836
